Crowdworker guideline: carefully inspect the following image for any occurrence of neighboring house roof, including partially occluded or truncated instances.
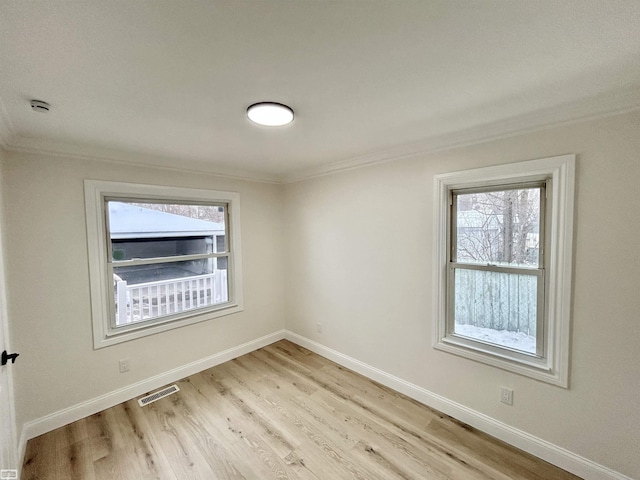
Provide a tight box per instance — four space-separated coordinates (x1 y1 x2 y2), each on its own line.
109 202 224 239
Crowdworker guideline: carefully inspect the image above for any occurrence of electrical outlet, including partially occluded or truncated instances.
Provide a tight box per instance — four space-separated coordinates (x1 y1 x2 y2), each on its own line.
316 322 323 333
119 359 130 373
500 387 513 405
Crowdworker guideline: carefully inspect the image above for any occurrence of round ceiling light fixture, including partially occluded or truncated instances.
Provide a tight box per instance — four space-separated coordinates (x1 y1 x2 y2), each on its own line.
247 102 294 126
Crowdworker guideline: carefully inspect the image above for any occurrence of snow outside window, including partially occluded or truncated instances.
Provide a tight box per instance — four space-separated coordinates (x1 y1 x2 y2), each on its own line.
433 155 575 387
85 181 243 349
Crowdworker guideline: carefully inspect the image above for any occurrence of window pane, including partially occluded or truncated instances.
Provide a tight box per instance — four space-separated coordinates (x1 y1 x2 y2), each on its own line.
108 201 226 261
453 268 537 354
455 188 541 267
215 234 228 270
112 259 229 327
215 234 227 253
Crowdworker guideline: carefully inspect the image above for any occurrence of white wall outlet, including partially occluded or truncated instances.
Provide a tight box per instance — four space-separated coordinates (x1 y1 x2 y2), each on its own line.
316 322 323 333
500 387 514 405
119 359 130 373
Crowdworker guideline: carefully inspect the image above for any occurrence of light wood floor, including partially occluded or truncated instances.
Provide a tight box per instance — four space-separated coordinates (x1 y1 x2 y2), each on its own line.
22 340 580 479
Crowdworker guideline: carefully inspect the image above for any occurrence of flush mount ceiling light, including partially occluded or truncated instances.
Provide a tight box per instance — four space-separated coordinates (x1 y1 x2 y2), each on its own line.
247 102 294 126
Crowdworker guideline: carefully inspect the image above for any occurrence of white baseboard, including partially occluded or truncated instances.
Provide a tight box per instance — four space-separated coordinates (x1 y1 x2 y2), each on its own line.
18 330 286 467
284 331 633 480
17 329 633 480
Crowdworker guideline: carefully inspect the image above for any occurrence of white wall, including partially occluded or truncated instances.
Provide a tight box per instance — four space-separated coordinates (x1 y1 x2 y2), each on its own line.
284 110 640 479
0 151 285 434
3 111 639 478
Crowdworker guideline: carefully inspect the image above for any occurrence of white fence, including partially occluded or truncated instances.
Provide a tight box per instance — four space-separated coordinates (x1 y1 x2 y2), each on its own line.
115 271 228 325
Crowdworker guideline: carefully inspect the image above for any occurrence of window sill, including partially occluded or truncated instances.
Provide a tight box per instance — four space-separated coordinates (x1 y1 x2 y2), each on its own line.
95 303 243 349
434 335 566 387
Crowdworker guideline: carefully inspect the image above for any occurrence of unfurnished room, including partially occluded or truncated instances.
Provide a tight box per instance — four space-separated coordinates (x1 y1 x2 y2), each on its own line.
0 1 639 479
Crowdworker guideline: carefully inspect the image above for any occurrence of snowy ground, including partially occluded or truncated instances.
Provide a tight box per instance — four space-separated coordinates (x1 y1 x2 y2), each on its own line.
455 324 536 354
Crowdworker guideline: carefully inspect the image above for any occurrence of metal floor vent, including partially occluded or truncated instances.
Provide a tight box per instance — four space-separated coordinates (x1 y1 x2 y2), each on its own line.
138 384 180 407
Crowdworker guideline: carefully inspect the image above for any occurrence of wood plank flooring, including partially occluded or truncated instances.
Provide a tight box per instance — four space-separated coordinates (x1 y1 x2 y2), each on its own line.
22 340 581 479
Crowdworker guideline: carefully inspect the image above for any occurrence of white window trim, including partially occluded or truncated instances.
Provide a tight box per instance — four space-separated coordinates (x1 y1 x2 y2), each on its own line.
85 180 244 349
433 155 575 387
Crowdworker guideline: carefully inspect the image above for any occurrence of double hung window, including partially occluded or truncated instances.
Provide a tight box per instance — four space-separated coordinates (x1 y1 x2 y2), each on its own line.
85 181 243 348
433 155 574 386
450 184 545 359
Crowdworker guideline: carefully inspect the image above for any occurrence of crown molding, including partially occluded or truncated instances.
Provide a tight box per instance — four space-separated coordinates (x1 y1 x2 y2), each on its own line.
283 85 640 183
3 86 640 184
5 135 282 184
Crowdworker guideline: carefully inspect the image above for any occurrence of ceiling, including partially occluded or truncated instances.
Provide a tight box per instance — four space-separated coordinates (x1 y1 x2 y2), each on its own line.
1 1 640 182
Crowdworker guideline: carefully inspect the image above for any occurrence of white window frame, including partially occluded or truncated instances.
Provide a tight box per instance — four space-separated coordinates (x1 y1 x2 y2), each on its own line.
85 180 244 349
433 155 575 387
